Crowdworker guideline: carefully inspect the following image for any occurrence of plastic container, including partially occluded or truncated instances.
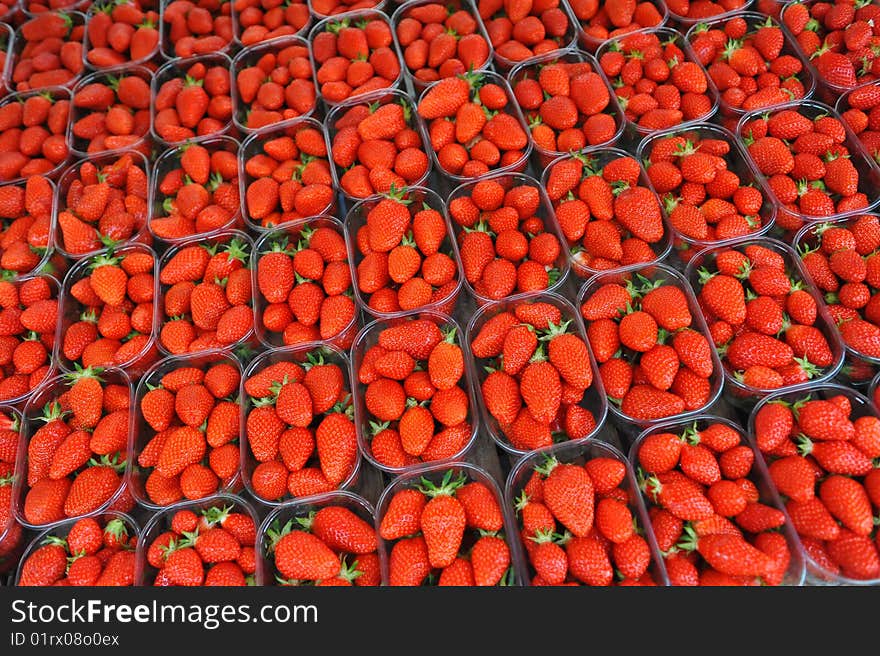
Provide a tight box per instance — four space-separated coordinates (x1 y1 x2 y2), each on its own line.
238 117 338 232
465 290 608 456
156 229 259 358
869 369 880 408
158 0 236 61
240 344 363 506
55 243 160 378
10 11 86 93
376 461 523 585
488 1 578 73
13 510 140 586
150 52 235 147
390 0 494 94
418 70 532 190
541 148 673 280
0 273 60 407
0 173 63 278
835 80 880 122
791 215 880 387
308 10 405 111
447 172 570 306
0 22 16 98
780 0 873 105
568 0 669 52
507 48 625 169
684 237 845 407
148 135 243 245
135 493 265 585
753 0 787 18
344 185 463 321
350 311 481 474
233 0 312 47
21 0 89 16
736 100 880 234
506 438 670 586
595 27 720 141
666 0 754 29
324 87 432 203
53 149 153 260
81 1 162 71
307 0 388 21
66 65 154 159
127 351 245 511
230 34 317 135
0 86 73 185
685 13 816 123
257 490 385 585
631 415 806 586
578 262 725 435
252 216 359 352
13 367 134 531
748 384 880 586
636 123 778 267
0 406 24 565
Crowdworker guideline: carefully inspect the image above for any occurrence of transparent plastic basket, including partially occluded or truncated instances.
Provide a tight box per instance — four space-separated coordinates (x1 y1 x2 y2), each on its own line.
257 489 385 585
635 122 778 268
577 262 725 435
683 236 845 408
252 215 359 352
13 367 134 531
55 242 160 378
240 343 362 506
631 414 806 586
135 492 265 585
465 290 608 456
507 47 626 170
127 350 246 511
748 384 880 586
506 437 671 586
375 461 524 585
343 185 463 321
350 310 481 475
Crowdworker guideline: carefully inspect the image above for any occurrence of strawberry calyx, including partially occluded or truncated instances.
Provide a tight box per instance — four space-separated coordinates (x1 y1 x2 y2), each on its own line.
304 350 327 370
79 308 99 324
183 75 204 89
221 238 250 267
42 534 69 551
325 18 350 35
38 401 69 424
463 218 494 236
795 433 814 456
207 171 224 193
265 237 292 256
294 511 318 532
538 319 572 342
201 504 232 529
533 454 559 478
610 180 630 197
330 396 354 418
416 469 466 498
0 471 15 487
89 453 126 473
381 183 412 205
674 523 699 552
369 420 390 436
265 518 294 553
64 363 104 386
89 252 123 271
334 557 364 584
103 518 130 546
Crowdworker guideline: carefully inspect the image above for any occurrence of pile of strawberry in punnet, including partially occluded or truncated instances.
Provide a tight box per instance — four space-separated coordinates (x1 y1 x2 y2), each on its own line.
2 0 880 588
